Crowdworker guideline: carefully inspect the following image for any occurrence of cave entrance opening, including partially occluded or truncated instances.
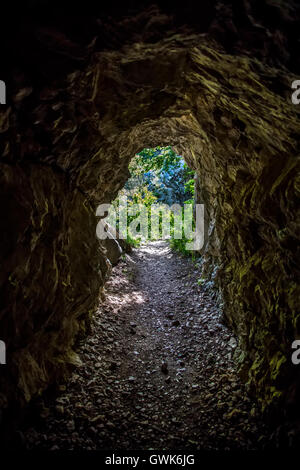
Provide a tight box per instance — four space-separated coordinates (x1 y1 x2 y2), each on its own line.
110 145 198 256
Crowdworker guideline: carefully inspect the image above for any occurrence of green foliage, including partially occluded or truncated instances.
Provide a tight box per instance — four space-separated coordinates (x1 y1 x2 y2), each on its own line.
131 187 157 207
184 177 195 196
134 146 182 173
111 146 198 256
126 232 141 248
129 146 195 205
168 201 197 258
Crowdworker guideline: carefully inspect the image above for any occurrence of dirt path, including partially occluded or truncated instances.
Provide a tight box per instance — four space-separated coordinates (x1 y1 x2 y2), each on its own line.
24 241 269 450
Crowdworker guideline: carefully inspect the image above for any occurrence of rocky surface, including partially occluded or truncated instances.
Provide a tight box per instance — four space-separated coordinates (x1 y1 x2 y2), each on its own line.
23 242 271 450
0 1 299 431
100 223 123 267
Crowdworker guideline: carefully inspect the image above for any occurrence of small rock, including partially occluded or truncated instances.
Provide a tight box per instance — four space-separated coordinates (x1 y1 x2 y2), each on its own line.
67 420 75 432
55 405 64 414
228 337 237 348
50 445 60 451
224 408 241 420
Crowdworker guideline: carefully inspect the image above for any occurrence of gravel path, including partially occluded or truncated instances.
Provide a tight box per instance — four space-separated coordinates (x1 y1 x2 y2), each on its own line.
24 241 269 450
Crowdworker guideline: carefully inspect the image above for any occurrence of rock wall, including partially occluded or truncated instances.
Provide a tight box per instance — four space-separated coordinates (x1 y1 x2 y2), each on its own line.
0 1 299 422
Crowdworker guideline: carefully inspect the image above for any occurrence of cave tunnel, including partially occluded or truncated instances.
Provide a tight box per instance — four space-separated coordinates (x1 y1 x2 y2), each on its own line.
0 0 300 454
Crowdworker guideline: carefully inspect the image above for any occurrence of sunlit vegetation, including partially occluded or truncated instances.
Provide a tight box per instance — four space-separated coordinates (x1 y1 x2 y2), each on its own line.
113 146 197 255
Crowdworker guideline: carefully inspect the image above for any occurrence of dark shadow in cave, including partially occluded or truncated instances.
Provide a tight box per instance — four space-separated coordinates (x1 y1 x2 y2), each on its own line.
0 0 299 452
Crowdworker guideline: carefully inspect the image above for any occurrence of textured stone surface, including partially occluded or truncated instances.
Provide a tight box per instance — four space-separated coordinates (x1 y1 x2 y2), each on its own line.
101 224 123 266
0 1 299 424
